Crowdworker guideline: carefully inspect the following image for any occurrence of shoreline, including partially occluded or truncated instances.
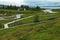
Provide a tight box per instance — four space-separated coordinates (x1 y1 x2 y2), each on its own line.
40 7 60 9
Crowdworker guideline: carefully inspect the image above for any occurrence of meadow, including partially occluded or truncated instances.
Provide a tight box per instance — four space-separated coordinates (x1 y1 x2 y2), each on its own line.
0 9 60 40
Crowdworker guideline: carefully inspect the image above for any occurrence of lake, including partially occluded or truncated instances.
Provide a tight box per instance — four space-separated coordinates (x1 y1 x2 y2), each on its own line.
40 6 60 9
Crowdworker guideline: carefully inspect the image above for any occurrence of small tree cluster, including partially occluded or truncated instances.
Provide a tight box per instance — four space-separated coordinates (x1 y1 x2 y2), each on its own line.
0 5 42 11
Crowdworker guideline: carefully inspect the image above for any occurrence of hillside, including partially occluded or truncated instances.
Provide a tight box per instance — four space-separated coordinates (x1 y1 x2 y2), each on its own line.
0 9 60 40
0 10 60 40
0 18 60 40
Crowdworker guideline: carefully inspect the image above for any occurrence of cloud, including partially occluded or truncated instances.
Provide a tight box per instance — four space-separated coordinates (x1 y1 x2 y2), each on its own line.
0 0 60 6
0 0 25 6
47 0 60 2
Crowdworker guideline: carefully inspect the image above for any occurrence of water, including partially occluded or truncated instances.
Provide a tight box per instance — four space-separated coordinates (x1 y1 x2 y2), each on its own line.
40 6 60 9
29 5 60 9
24 1 60 9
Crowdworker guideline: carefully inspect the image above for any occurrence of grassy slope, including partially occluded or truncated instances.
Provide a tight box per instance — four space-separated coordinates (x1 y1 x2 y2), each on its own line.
0 18 60 40
0 9 60 40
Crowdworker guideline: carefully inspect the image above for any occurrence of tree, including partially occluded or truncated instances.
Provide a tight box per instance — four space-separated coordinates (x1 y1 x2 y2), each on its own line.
20 5 25 8
36 6 40 9
35 6 41 11
2 5 4 9
20 5 30 10
12 5 18 10
24 5 29 10
6 5 12 9
30 6 41 11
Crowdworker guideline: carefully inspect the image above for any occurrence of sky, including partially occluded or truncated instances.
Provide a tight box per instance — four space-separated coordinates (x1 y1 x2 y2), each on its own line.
0 0 60 6
0 0 25 6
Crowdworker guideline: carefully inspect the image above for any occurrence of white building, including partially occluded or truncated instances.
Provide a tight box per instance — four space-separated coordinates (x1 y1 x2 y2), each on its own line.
4 24 9 29
16 14 24 19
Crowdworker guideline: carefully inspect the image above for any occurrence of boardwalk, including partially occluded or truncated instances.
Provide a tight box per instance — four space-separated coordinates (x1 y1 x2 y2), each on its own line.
0 17 60 30
4 15 34 29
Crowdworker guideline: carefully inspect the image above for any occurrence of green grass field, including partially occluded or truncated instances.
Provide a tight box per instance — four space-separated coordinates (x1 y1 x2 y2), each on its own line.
0 18 60 40
0 9 60 40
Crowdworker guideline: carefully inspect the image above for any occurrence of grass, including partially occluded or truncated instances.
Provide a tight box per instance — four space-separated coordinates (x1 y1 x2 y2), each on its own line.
0 18 60 40
0 11 60 28
0 19 17 28
0 9 60 40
